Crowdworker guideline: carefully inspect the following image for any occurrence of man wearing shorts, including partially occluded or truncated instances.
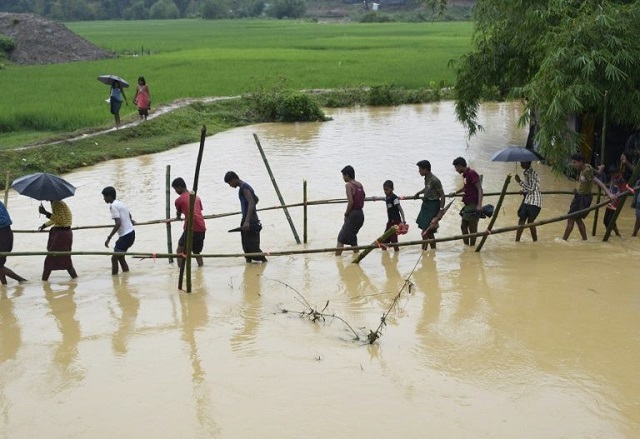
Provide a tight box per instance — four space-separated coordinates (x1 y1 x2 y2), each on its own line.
562 153 615 241
172 177 206 267
514 161 542 242
102 186 135 275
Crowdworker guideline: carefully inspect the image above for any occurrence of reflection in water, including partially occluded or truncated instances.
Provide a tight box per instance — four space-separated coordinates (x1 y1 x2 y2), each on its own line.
0 287 23 362
43 282 84 385
178 280 219 438
231 263 265 353
111 275 140 355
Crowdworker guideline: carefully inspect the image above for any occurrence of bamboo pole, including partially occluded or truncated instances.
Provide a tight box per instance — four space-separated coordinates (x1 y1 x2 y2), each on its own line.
476 174 511 252
185 191 196 293
592 90 609 236
179 126 206 292
253 133 301 244
1 188 634 261
3 171 10 207
352 226 398 264
303 179 308 244
165 165 174 264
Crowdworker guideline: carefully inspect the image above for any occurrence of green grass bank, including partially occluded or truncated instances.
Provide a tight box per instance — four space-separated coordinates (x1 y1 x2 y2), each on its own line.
0 19 472 180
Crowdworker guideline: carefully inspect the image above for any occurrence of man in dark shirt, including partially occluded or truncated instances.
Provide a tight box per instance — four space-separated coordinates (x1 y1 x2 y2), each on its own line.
450 157 483 246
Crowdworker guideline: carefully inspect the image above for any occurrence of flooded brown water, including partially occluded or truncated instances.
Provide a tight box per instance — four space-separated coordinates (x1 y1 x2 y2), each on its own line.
1 102 639 438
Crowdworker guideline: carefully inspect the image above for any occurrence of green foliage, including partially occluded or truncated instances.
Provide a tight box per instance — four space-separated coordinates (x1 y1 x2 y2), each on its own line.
149 0 180 19
0 35 15 52
243 87 327 122
455 0 640 170
201 0 230 18
267 0 306 19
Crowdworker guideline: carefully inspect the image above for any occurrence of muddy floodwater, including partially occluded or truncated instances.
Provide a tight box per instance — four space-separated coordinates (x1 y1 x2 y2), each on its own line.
1 101 639 438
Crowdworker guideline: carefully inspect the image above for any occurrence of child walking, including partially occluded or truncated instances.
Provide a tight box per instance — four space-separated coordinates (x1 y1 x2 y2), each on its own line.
382 180 406 251
133 76 151 120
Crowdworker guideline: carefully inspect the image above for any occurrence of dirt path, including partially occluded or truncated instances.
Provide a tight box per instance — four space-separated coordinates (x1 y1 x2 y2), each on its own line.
16 95 239 151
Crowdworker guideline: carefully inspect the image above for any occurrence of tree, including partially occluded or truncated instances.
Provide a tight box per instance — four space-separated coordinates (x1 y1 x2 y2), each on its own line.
149 0 179 18
453 0 640 168
201 0 229 18
266 0 306 19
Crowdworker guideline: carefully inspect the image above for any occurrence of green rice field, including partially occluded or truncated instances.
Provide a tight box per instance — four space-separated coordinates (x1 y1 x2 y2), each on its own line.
0 19 473 147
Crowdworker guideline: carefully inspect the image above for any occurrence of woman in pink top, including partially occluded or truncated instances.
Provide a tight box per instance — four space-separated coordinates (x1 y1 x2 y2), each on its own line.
133 76 151 120
336 165 365 255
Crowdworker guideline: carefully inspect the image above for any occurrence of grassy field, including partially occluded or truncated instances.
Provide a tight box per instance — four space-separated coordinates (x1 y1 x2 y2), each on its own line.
0 19 472 147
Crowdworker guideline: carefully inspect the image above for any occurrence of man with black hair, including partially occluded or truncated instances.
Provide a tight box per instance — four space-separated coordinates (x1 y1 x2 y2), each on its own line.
102 186 135 275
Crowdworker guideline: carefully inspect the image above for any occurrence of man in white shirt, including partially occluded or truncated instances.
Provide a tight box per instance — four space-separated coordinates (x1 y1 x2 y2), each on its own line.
102 186 135 275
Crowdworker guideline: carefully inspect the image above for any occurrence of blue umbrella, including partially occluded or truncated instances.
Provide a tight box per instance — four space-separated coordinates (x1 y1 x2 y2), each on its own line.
11 172 76 201
490 146 544 162
98 74 130 88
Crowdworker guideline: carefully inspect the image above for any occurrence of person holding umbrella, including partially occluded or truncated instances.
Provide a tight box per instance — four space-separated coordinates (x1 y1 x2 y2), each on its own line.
109 80 128 128
102 186 136 275
38 200 78 281
0 201 27 284
514 161 542 242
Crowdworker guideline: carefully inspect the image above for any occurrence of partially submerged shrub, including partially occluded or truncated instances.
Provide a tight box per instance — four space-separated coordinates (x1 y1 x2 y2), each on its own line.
244 88 327 122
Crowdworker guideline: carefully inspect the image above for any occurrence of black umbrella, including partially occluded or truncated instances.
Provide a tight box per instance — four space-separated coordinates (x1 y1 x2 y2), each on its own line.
11 172 76 201
490 146 544 162
97 74 130 88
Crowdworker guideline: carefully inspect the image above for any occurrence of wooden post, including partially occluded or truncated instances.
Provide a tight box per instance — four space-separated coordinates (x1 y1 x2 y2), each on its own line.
303 179 308 244
592 90 608 236
185 191 196 293
165 165 174 264
352 226 398 264
3 171 10 207
179 126 207 292
253 133 301 244
603 160 640 241
475 174 512 252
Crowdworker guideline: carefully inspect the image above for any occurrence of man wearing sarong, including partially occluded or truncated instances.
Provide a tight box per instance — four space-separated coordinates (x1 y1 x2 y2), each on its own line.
224 171 267 263
450 157 483 246
39 200 78 281
414 160 445 250
172 177 206 267
0 201 27 284
336 165 365 255
562 153 615 241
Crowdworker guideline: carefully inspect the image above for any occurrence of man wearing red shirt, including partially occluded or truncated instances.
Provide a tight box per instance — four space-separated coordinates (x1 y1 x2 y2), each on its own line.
450 157 483 246
172 177 206 267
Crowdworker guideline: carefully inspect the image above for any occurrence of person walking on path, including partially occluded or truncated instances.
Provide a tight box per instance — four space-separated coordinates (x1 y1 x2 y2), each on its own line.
133 76 151 121
0 201 27 284
382 180 406 251
38 200 78 281
414 160 446 249
109 80 128 128
335 165 365 256
514 161 542 242
224 171 267 263
102 187 136 275
172 177 206 268
562 153 615 241
449 157 483 246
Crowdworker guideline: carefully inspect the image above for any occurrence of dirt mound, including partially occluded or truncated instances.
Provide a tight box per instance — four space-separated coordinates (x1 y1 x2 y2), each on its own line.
0 13 114 65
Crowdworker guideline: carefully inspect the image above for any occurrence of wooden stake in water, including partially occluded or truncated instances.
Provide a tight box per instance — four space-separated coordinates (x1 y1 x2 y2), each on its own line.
165 165 174 264
303 179 308 244
253 133 301 244
4 171 10 207
592 90 609 237
179 126 207 292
